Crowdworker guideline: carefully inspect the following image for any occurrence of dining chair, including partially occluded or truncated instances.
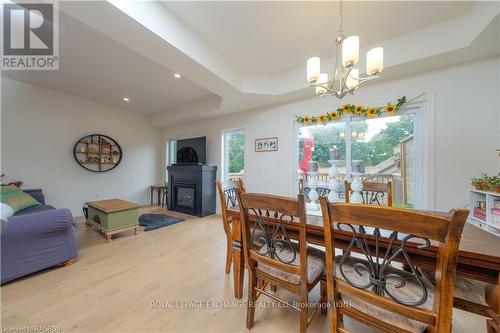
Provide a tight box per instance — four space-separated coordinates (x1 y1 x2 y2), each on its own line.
215 179 245 274
319 197 468 333
344 180 393 206
418 266 499 333
299 178 342 199
238 193 327 333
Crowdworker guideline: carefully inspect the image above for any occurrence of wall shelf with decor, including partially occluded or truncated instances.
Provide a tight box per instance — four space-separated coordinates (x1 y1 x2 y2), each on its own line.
73 134 122 172
468 189 500 237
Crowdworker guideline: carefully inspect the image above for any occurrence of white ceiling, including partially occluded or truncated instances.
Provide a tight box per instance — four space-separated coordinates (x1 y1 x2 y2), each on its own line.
164 1 474 75
2 8 215 114
2 1 498 127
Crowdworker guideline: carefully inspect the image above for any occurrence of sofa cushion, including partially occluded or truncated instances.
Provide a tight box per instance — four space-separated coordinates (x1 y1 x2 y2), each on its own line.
0 203 14 221
1 207 77 283
15 204 55 216
1 186 41 214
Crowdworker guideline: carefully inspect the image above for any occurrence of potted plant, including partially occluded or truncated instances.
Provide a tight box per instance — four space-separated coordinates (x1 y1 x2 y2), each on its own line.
487 175 500 193
480 173 490 191
473 174 488 190
471 177 483 190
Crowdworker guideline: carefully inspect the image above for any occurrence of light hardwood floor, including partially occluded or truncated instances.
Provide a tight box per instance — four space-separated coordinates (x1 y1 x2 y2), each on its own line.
1 206 487 332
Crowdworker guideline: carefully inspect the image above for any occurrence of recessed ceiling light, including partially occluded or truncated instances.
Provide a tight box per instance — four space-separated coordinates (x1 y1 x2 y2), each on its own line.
174 73 181 79
122 97 130 102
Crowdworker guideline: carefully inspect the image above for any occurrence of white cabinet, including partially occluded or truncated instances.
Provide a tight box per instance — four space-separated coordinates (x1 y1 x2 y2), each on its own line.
468 189 500 237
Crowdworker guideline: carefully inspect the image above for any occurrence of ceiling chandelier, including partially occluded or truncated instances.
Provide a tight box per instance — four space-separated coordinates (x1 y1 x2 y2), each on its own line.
306 0 384 99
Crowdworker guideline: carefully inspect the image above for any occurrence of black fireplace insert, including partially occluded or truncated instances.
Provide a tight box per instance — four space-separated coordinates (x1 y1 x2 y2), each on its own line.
173 182 196 215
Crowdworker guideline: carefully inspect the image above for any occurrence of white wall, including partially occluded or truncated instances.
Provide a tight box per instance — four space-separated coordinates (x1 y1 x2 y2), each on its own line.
1 78 162 215
2 58 497 216
163 57 500 212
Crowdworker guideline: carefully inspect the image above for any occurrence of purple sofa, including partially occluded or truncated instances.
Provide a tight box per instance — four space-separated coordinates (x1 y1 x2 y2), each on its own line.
1 189 78 284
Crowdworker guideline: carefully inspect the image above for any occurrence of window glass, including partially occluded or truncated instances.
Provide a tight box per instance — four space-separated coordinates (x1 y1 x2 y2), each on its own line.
297 113 415 207
298 122 347 178
223 130 244 181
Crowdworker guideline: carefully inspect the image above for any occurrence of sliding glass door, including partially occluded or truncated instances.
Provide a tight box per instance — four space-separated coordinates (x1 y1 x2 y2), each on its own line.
297 110 417 207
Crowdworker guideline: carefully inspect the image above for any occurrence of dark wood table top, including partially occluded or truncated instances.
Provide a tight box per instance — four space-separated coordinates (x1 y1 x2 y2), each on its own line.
306 214 500 261
228 207 500 273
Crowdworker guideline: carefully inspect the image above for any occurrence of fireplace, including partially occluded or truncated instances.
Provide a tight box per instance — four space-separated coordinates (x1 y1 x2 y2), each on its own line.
173 183 196 215
167 165 217 217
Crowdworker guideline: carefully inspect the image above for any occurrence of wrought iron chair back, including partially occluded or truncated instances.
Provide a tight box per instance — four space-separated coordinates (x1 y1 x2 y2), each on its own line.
216 180 244 221
299 178 331 197
215 179 245 274
303 186 331 198
319 198 468 333
237 193 308 277
299 179 344 201
345 180 393 206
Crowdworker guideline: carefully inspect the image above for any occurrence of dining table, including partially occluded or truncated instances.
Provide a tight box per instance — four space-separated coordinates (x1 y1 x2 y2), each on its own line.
227 205 500 319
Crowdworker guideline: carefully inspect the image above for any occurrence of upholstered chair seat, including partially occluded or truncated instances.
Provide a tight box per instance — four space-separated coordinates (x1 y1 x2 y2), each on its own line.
257 243 325 285
335 256 435 333
420 268 492 306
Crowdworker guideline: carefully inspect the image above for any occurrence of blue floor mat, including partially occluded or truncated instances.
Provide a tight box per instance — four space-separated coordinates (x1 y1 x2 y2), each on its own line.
139 214 186 231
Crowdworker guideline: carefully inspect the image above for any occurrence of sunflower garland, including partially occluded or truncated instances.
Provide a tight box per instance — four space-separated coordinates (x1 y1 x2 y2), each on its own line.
296 96 407 125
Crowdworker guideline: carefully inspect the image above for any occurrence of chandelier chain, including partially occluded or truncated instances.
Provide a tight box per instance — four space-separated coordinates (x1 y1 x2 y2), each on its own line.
338 0 344 36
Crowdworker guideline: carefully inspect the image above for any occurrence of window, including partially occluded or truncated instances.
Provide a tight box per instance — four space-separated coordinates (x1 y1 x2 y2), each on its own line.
167 140 177 166
165 139 177 181
297 110 418 208
222 129 245 182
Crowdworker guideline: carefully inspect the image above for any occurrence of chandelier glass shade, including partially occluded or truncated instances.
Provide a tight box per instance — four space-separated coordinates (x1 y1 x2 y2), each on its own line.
306 1 384 99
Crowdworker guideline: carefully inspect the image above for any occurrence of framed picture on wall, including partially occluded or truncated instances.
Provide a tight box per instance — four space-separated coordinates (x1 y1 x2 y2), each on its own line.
255 137 278 152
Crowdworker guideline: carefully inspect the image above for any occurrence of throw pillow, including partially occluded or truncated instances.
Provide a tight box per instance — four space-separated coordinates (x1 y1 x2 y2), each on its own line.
0 185 41 214
0 202 14 220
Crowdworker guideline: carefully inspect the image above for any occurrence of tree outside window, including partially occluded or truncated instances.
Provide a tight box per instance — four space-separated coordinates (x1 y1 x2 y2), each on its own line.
223 129 245 181
227 131 244 174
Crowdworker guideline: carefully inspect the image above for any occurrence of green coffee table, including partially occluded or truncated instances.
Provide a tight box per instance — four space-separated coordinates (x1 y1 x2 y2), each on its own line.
85 199 139 241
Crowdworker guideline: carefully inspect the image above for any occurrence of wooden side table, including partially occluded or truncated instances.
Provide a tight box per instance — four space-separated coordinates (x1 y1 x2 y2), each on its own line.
150 184 167 206
85 199 139 241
